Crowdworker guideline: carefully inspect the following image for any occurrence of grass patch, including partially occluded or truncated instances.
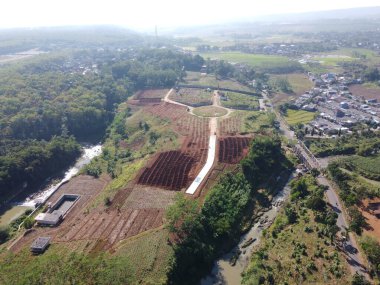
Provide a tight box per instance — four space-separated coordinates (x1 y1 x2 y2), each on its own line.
0 228 173 285
183 71 252 92
314 56 355 66
327 48 380 66
220 91 259 110
242 111 275 133
220 110 275 135
193 106 228 117
270 73 313 95
199 52 302 73
284 109 316 126
363 82 380 89
89 158 148 209
124 109 180 157
200 52 289 67
115 228 173 285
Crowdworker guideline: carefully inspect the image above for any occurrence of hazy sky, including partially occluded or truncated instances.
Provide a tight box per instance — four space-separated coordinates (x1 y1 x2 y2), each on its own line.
2 0 380 30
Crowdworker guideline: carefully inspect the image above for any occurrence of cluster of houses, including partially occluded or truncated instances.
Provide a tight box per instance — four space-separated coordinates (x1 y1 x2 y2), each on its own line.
289 72 380 136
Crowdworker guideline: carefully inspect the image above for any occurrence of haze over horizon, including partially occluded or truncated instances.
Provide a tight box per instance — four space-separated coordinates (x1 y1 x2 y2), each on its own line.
1 0 380 31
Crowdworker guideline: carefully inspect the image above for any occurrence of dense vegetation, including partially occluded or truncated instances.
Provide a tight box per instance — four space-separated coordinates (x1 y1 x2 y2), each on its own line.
339 155 380 181
166 136 292 285
0 136 80 197
328 162 379 206
327 162 379 237
242 175 350 285
306 131 380 157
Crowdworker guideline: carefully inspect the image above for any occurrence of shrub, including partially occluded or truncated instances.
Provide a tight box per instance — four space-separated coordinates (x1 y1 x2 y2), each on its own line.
104 197 112 207
85 164 102 177
23 217 34 229
348 207 367 235
351 273 370 285
0 227 9 244
361 236 380 274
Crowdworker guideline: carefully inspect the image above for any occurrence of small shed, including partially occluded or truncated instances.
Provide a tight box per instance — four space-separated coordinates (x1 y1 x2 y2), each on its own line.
30 237 51 253
35 212 62 226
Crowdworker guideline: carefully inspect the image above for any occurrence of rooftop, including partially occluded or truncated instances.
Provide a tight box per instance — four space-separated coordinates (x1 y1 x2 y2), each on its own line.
30 237 51 252
35 212 62 225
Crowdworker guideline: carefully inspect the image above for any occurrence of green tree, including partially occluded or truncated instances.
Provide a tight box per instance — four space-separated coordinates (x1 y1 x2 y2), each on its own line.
348 207 367 235
285 205 298 224
23 217 34 229
361 236 380 274
166 193 199 240
351 273 370 285
0 226 9 244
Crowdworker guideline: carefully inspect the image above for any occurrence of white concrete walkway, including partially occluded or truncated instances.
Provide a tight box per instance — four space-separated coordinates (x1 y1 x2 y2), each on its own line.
186 117 217 195
186 134 216 194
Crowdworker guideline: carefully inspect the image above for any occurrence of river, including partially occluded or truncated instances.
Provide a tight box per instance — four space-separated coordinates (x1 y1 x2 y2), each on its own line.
18 144 102 208
201 172 295 285
0 144 102 226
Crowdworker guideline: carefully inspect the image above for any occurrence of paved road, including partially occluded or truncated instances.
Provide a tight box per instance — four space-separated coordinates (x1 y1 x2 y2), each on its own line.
318 176 368 276
263 91 368 277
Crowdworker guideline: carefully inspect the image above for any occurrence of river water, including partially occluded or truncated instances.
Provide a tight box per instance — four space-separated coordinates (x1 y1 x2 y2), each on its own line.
201 172 295 285
16 144 102 208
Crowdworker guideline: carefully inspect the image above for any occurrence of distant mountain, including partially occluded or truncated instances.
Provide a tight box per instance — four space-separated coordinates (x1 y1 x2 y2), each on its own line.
167 6 380 37
251 6 380 23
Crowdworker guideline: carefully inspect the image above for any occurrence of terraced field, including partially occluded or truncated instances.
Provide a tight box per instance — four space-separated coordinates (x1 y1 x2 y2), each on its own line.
170 88 212 106
138 151 196 190
218 137 251 164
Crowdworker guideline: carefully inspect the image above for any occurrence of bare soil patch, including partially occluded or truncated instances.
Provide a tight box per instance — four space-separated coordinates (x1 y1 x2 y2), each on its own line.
349 84 380 100
134 89 169 99
138 151 197 191
122 186 177 209
218 136 252 164
360 198 380 243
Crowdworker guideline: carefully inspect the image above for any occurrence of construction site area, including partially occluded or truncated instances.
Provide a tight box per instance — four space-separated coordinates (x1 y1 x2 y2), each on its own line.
8 87 262 256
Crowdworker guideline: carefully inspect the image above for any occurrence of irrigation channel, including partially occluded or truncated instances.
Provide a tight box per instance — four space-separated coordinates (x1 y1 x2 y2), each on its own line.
0 144 102 226
201 172 295 285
